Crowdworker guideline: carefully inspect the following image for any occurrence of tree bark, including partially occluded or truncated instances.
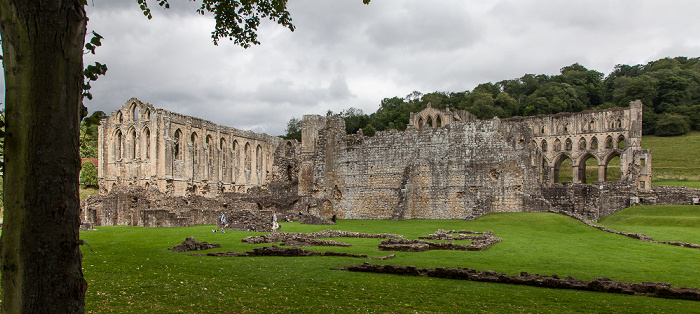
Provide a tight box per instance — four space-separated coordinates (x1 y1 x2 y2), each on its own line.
0 0 87 312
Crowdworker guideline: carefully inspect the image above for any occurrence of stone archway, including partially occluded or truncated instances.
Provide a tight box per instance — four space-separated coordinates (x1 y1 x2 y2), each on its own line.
553 153 574 183
577 153 599 183
603 151 622 182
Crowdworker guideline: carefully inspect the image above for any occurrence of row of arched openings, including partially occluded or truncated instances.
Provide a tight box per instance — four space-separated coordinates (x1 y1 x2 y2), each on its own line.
172 129 265 177
113 127 150 161
539 135 625 153
116 104 151 124
537 117 624 135
416 114 443 130
544 152 622 184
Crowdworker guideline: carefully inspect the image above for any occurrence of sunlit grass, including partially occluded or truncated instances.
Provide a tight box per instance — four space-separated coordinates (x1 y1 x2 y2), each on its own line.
80 212 700 313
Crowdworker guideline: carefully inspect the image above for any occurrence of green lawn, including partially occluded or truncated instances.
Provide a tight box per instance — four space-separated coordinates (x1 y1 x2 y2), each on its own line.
598 205 700 244
80 211 700 313
644 131 700 182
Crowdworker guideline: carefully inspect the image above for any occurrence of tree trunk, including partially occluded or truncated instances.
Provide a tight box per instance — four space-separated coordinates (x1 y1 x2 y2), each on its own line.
0 0 87 312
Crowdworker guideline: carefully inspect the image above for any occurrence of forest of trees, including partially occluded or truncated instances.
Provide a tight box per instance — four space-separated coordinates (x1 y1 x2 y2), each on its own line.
283 56 700 140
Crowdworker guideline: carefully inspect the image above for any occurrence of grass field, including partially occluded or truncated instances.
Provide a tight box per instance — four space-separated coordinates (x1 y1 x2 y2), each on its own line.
644 131 700 182
80 209 700 313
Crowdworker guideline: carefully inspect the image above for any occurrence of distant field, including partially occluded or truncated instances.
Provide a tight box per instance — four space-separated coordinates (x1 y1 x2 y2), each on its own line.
79 212 700 313
644 131 700 182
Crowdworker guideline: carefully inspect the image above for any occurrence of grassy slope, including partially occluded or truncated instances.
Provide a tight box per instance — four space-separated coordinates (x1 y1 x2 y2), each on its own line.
643 131 700 182
598 205 700 244
81 213 700 313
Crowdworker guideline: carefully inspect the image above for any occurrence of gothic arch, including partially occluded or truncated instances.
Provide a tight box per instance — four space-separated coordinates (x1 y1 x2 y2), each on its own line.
565 138 572 151
173 129 183 160
605 135 613 149
576 152 599 183
427 116 433 128
256 145 263 171
578 137 586 150
603 151 622 182
617 135 626 149
552 153 574 183
540 140 548 152
114 129 123 161
220 138 228 179
131 103 139 121
554 138 562 151
128 127 138 160
206 135 214 179
590 136 599 150
117 111 123 123
435 115 442 128
417 117 424 130
142 127 151 159
244 142 251 171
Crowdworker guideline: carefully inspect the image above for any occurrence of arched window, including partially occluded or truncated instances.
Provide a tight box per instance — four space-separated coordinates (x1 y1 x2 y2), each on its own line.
174 129 182 160
588 120 595 131
605 136 613 149
541 126 546 134
617 135 626 149
616 118 622 128
590 137 598 150
563 123 569 134
554 139 562 151
115 130 123 161
144 109 150 120
117 111 123 123
143 127 151 159
256 145 263 171
565 138 572 151
578 137 586 150
427 116 433 128
132 105 139 121
220 138 227 177
417 117 424 130
436 115 442 128
244 143 251 171
130 129 137 159
191 132 198 165
540 140 548 152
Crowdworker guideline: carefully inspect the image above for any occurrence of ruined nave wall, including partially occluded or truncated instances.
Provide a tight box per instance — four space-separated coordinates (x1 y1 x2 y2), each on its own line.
303 116 546 220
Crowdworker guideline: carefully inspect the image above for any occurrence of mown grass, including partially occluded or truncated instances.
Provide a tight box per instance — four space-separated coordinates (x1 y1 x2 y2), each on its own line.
598 205 700 244
643 131 700 182
80 212 700 313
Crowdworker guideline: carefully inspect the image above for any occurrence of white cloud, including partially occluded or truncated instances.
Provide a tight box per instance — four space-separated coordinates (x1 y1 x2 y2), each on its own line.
3 0 700 136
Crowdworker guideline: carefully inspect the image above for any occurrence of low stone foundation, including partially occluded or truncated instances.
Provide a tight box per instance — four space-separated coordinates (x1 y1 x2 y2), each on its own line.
336 262 700 301
192 245 395 260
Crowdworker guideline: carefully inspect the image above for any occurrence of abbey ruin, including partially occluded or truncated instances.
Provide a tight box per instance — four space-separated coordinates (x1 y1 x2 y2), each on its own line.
83 98 699 228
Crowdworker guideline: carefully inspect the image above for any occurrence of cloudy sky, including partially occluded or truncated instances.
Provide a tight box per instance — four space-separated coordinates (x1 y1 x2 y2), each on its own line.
9 0 700 136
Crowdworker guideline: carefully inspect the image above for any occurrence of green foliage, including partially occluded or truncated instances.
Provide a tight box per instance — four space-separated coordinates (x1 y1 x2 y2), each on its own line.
80 212 700 312
80 161 98 188
655 113 691 136
80 111 105 158
281 117 301 141
338 57 700 137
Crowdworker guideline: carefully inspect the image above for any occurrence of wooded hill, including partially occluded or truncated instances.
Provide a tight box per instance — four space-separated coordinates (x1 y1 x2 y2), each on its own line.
284 56 700 139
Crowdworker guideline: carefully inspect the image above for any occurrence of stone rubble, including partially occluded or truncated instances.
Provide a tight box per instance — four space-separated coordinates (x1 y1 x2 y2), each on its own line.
335 262 700 301
169 237 221 252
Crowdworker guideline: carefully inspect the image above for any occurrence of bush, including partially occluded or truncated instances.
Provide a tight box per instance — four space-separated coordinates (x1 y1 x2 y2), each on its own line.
655 114 691 136
80 160 98 188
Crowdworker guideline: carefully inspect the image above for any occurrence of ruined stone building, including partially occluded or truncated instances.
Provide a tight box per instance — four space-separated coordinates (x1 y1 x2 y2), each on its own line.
98 98 285 197
88 98 697 227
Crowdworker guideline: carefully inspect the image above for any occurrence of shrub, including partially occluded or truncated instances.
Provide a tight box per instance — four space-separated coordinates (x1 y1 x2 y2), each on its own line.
80 160 98 188
655 113 691 136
